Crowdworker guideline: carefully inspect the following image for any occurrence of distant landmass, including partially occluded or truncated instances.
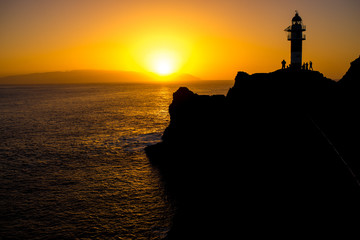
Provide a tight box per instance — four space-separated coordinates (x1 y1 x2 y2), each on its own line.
0 70 200 84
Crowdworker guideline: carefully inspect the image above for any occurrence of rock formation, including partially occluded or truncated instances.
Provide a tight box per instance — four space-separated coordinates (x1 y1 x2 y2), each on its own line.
146 57 360 239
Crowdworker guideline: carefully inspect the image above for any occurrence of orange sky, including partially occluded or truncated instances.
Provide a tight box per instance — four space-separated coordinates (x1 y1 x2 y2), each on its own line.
1 0 359 80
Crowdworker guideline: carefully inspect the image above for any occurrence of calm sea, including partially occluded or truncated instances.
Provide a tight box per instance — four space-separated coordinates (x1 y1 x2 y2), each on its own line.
0 81 233 239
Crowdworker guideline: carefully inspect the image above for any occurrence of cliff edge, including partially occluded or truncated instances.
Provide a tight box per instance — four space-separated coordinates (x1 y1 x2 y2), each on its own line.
146 57 360 239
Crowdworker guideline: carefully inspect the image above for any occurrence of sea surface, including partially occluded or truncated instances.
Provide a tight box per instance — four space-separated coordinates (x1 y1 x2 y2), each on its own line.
0 81 233 239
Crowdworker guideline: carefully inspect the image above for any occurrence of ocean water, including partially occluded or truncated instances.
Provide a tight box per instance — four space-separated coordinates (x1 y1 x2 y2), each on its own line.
0 81 233 239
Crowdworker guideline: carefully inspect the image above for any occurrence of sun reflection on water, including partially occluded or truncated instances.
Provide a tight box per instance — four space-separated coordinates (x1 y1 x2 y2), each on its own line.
0 82 232 239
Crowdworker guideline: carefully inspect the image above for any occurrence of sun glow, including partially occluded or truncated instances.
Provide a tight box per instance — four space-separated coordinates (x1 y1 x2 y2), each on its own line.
128 33 192 78
144 49 182 77
154 59 173 75
149 51 177 76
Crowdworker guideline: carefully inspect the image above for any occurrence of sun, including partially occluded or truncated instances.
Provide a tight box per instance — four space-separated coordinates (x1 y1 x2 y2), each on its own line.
129 34 192 78
154 58 174 76
148 51 178 76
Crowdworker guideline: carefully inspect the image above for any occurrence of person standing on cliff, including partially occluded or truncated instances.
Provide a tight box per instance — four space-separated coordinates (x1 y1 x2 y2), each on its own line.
281 59 286 69
309 61 313 70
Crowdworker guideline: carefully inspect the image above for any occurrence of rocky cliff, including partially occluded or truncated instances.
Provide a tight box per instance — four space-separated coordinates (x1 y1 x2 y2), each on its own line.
146 57 360 239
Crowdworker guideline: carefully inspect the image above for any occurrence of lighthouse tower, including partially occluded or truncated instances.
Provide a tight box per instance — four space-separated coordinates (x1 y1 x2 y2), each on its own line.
285 11 306 70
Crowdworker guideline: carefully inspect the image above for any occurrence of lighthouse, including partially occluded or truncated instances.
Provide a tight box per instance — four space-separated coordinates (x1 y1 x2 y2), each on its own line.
285 11 306 70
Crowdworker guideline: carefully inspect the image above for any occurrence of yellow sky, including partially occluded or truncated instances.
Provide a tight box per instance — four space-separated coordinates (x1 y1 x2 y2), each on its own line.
1 0 359 80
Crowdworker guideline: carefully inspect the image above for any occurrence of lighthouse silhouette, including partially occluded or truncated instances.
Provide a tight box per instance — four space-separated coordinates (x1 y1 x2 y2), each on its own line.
285 11 306 70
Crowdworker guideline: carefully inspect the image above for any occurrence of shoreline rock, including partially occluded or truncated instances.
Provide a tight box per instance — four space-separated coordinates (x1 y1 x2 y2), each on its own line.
145 57 360 239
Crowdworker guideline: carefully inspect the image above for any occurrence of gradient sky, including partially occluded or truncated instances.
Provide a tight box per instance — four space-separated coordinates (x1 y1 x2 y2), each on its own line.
1 0 359 80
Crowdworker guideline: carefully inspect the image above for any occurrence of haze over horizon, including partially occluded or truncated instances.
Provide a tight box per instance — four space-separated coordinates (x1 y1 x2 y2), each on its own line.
1 0 359 80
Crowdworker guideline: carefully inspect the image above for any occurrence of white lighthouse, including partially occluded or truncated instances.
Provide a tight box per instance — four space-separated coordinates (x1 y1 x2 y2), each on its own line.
285 11 306 70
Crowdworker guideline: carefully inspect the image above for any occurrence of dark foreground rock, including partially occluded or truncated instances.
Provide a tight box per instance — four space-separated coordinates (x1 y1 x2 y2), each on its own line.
146 57 360 239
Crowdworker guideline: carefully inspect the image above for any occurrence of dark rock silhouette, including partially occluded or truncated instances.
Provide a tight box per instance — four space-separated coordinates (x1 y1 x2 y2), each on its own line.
146 57 360 239
331 57 360 183
338 57 360 91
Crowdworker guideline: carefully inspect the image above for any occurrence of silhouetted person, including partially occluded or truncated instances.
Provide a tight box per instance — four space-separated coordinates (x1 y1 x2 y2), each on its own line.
302 63 305 70
305 62 309 70
309 61 313 70
281 60 286 69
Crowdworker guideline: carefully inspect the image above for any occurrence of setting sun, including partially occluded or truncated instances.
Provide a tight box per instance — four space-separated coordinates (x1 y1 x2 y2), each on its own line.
150 50 179 76
154 58 173 75
144 49 182 77
127 31 192 78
